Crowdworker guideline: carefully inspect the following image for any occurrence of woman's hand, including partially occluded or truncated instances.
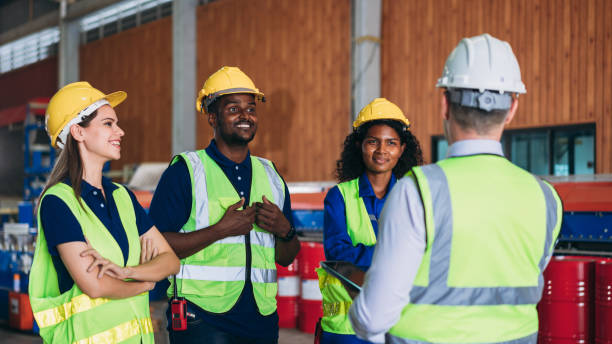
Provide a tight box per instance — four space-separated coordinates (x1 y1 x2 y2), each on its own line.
140 237 159 264
80 247 132 280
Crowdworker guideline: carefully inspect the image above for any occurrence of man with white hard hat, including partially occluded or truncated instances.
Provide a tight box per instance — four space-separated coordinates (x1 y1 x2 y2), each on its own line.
348 33 562 343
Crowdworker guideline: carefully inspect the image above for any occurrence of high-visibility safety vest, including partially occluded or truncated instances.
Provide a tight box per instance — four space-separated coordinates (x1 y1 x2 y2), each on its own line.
168 150 285 315
387 155 562 344
29 182 154 344
317 178 377 334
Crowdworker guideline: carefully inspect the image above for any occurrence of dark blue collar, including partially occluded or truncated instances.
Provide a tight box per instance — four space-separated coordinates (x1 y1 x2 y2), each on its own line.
358 172 397 199
62 176 119 197
205 139 251 168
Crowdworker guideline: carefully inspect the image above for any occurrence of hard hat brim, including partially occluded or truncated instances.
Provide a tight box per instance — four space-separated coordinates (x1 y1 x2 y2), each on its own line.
105 91 127 108
352 117 411 129
196 89 265 113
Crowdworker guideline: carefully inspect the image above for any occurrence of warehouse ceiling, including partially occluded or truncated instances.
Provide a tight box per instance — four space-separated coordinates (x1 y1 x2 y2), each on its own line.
0 0 61 35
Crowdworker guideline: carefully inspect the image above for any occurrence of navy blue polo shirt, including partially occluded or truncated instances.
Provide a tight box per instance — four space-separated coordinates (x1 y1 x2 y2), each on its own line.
40 177 154 293
149 139 293 341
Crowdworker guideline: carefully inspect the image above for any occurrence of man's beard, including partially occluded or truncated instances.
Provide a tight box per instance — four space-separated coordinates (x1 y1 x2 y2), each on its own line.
219 127 256 146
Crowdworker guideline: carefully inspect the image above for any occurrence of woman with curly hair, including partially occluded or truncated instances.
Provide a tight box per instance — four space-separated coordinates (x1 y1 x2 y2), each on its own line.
317 98 423 344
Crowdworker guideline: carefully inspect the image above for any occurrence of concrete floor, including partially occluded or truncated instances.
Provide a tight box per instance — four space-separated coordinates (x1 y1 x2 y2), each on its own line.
0 326 40 344
0 300 313 344
0 327 313 344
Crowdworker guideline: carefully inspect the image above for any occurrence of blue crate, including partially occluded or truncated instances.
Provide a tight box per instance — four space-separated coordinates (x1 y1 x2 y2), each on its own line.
0 288 8 321
18 202 34 227
559 211 612 242
292 210 323 232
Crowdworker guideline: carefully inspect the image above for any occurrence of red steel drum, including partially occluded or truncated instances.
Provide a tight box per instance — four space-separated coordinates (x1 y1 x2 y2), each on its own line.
298 241 326 279
595 259 612 344
277 260 299 328
538 256 596 343
298 299 323 334
297 241 325 333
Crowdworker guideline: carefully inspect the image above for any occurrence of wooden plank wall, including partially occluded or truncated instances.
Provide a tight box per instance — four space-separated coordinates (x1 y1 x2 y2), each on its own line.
79 0 350 181
80 17 173 169
196 0 350 181
382 0 612 173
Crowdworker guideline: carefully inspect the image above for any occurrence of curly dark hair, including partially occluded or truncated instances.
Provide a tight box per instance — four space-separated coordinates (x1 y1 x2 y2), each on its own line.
335 119 424 182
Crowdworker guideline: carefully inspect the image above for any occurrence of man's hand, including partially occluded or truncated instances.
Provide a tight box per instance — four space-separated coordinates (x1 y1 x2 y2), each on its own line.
215 198 256 237
254 195 291 237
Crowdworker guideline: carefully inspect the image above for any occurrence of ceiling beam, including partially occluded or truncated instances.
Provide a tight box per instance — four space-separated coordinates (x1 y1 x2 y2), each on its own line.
0 0 123 45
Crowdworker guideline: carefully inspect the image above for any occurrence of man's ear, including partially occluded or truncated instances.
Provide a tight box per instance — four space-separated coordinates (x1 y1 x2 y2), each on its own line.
504 98 519 126
207 112 217 128
440 91 450 121
69 124 85 143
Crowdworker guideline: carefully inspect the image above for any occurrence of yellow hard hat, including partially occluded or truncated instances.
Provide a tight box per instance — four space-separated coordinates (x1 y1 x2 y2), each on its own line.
196 66 265 113
46 81 126 148
353 98 411 129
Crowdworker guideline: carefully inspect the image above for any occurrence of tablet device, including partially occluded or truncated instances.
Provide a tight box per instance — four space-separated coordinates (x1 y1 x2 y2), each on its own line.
320 260 363 293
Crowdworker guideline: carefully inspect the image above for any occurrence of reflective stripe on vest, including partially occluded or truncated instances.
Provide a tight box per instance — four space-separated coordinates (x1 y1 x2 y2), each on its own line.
179 265 276 283
34 294 110 327
74 317 153 344
409 164 558 306
29 183 153 344
171 150 283 315
386 332 538 344
318 178 376 335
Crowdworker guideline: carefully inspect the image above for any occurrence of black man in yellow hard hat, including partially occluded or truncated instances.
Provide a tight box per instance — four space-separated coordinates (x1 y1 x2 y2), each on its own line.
150 66 300 344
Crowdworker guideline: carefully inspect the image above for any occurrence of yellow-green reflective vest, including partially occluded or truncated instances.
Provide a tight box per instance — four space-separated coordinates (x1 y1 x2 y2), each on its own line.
29 182 154 344
168 150 285 315
387 155 562 344
317 178 377 334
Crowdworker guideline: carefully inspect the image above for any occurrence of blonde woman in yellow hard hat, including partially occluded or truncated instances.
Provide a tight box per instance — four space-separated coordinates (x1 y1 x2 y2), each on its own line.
28 82 179 344
316 98 423 344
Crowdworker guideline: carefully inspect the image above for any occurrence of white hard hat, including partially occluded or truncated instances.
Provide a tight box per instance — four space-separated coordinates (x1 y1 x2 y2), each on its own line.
436 33 526 94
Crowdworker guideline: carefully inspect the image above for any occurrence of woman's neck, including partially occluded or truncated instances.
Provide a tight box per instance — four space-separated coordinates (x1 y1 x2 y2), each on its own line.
81 159 105 190
365 171 393 199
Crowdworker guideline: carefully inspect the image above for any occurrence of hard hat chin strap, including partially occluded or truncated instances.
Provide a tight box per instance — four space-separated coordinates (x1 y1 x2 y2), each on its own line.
447 89 512 112
56 99 109 149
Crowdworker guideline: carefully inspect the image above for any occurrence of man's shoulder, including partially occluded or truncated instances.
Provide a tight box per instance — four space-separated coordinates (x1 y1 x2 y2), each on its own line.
251 154 274 166
395 173 419 191
174 149 207 161
251 155 282 174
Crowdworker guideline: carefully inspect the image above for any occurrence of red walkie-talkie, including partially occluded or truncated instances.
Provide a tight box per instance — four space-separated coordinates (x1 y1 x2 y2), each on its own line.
171 275 187 331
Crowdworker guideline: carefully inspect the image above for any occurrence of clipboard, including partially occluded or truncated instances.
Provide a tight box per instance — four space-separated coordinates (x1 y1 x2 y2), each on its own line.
320 260 363 293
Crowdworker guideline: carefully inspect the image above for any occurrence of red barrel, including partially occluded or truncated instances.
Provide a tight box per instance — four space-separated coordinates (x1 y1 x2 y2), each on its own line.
277 260 299 328
298 241 325 333
538 256 596 343
595 259 612 344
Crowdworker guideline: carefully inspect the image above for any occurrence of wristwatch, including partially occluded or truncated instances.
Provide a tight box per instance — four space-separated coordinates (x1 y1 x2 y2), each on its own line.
279 226 297 242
